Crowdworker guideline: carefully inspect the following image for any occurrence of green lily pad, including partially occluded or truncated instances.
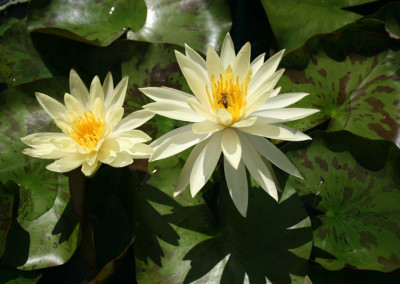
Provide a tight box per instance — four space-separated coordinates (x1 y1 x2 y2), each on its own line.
279 48 400 148
261 0 378 52
0 182 14 259
0 20 52 87
27 0 147 46
284 131 400 272
127 0 231 54
0 78 69 220
134 155 313 283
0 179 79 270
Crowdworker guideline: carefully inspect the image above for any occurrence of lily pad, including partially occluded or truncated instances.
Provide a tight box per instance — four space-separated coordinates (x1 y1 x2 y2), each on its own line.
261 0 378 52
0 179 79 270
127 0 231 54
0 20 52 87
0 267 42 283
0 182 14 259
279 48 400 148
284 131 400 272
27 0 147 46
134 155 313 283
0 78 69 220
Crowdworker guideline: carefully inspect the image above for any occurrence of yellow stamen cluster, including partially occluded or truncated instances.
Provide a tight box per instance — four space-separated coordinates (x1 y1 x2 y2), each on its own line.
207 65 251 124
68 111 105 150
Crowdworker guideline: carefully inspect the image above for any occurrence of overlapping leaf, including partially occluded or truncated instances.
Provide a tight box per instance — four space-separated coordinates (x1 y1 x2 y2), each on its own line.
261 0 378 52
0 20 52 87
133 155 313 283
127 0 231 53
279 48 400 148
27 0 147 46
284 132 400 272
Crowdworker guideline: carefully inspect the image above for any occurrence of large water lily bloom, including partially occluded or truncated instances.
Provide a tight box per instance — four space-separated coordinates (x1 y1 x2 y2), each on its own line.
141 34 319 216
21 70 154 177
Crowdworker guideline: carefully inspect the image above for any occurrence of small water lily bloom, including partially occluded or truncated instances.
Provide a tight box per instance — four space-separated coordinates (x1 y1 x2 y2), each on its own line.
141 33 319 216
21 70 154 176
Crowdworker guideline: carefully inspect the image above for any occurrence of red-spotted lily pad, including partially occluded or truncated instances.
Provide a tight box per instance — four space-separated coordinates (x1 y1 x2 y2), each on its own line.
279 48 400 148
284 132 400 272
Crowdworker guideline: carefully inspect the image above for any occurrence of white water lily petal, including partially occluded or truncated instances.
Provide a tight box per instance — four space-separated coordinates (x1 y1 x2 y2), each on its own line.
102 72 114 98
249 68 285 99
252 108 320 122
221 128 241 169
258 92 309 110
181 67 211 109
101 137 133 152
129 143 153 159
239 123 297 140
107 107 124 128
54 116 71 133
69 69 89 107
92 97 106 121
36 92 66 119
216 108 232 126
206 46 224 81
224 157 248 217
174 140 208 197
22 147 71 159
64 93 85 115
140 87 193 103
248 135 302 178
220 33 235 69
109 152 133 167
175 50 209 89
245 87 280 116
104 76 128 110
250 53 266 74
46 153 86 173
21 132 71 147
187 98 215 122
276 125 312 141
150 124 210 161
239 133 278 201
89 76 105 109
98 148 117 163
144 101 205 122
185 43 207 70
192 121 224 134
231 117 258 128
110 130 151 143
190 132 222 197
82 160 101 176
113 109 154 133
85 152 98 166
249 50 284 94
233 42 251 82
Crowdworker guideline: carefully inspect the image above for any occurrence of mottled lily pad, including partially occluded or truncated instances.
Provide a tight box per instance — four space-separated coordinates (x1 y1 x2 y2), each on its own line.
284 132 400 272
261 0 378 52
27 0 147 46
134 154 313 283
0 78 69 220
127 0 231 54
0 179 79 270
0 20 52 87
279 48 400 148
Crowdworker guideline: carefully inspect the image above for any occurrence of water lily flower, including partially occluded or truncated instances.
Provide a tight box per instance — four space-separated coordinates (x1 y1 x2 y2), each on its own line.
21 70 154 177
141 33 319 216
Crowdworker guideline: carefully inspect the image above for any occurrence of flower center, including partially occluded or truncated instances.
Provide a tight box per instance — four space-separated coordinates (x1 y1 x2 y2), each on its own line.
207 65 251 124
68 111 105 150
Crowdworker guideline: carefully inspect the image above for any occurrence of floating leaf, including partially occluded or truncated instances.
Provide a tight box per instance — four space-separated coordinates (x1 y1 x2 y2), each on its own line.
0 179 79 270
370 2 400 39
261 0 378 52
27 0 147 46
134 155 313 283
0 78 69 220
284 132 400 272
279 48 400 147
127 0 232 53
0 182 14 259
0 20 52 87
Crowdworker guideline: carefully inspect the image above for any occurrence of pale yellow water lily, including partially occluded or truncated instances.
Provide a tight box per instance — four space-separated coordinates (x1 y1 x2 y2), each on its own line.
22 70 154 176
141 33 319 216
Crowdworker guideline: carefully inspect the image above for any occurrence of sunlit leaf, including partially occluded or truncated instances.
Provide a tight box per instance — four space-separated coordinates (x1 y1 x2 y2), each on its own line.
284 131 400 272
127 0 231 53
27 0 147 46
